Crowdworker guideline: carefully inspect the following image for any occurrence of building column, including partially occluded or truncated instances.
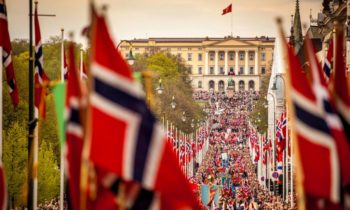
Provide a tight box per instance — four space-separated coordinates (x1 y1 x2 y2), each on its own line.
245 50 249 75
205 51 209 75
225 50 228 75
235 50 239 75
255 49 259 75
215 50 219 75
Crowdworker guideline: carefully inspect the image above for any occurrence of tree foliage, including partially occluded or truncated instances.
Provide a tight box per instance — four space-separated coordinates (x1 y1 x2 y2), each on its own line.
250 61 272 134
38 141 60 203
134 53 205 133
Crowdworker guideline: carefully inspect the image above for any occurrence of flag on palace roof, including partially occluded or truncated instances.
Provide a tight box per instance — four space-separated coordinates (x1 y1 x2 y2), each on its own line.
222 4 232 15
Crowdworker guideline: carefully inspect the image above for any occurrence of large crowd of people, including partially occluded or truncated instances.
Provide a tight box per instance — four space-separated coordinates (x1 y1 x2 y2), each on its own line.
192 90 293 209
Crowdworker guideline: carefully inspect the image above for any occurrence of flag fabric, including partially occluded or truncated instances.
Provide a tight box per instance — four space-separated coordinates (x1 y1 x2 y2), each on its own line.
0 163 7 210
63 45 68 80
65 41 84 210
285 29 350 207
323 38 333 80
222 4 232 15
276 112 286 162
34 3 50 118
304 35 350 202
333 27 350 144
87 11 200 210
0 0 19 107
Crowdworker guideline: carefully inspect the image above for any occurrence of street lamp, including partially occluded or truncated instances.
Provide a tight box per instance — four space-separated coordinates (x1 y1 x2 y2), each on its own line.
191 119 195 128
267 91 277 195
182 111 186 122
127 49 135 66
156 78 164 95
170 96 176 109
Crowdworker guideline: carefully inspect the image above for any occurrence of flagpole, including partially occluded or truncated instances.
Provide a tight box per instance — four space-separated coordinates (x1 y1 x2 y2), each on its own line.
80 49 83 80
230 1 233 37
33 2 40 210
59 28 65 210
61 29 64 82
28 0 35 209
285 115 289 202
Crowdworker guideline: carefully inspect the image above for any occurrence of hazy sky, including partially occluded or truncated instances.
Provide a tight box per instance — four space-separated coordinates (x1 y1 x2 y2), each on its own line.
6 0 322 46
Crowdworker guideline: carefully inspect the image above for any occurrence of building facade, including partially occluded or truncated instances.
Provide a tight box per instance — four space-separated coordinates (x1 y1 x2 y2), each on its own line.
120 37 274 92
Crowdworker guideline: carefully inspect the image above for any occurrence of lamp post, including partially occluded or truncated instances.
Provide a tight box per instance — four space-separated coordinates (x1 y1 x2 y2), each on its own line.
170 96 176 109
117 40 135 66
182 111 187 122
267 91 276 195
272 73 288 200
156 78 164 95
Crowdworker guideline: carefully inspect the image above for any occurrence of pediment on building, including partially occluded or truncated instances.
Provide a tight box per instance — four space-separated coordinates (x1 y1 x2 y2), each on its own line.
205 39 258 47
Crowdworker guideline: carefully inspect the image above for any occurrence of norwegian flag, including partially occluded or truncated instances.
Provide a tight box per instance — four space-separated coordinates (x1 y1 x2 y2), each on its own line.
276 112 286 162
323 38 333 80
88 11 200 210
0 0 19 107
34 3 50 118
63 45 68 80
333 27 350 144
254 142 260 162
0 162 7 210
285 29 350 206
65 41 84 210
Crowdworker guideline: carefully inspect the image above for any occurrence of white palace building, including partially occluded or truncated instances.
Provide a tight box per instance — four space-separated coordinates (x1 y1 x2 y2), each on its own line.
120 37 275 92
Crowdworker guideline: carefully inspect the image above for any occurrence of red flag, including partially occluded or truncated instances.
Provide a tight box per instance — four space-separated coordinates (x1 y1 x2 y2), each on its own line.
34 3 50 118
0 0 19 107
63 45 68 80
65 40 84 210
333 26 350 143
87 10 201 210
283 23 350 206
222 4 232 15
0 164 7 210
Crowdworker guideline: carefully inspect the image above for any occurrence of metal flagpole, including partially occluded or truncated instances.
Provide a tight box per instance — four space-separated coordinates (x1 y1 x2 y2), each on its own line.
230 2 233 37
80 49 83 80
185 134 187 178
58 28 66 210
59 28 65 210
28 0 35 209
166 120 169 140
290 135 294 208
285 118 289 202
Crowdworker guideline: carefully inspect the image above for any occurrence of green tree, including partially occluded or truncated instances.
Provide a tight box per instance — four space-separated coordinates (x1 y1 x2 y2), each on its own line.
134 52 205 133
3 122 28 208
38 140 60 203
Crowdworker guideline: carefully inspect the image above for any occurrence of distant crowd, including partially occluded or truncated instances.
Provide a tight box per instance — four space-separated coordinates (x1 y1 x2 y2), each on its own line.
191 90 295 209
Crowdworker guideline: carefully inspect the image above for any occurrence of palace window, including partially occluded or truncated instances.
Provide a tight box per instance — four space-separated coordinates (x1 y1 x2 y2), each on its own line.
249 52 254 61
198 81 202 88
188 53 192 61
198 66 202 74
261 53 266 61
261 66 266 74
239 52 244 60
198 53 202 61
210 52 215 61
229 52 234 60
239 67 244 75
249 66 254 74
210 66 214 74
219 52 224 60
220 67 225 75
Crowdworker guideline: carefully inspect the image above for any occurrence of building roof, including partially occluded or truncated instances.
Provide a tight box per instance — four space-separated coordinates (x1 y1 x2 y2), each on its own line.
123 36 275 43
